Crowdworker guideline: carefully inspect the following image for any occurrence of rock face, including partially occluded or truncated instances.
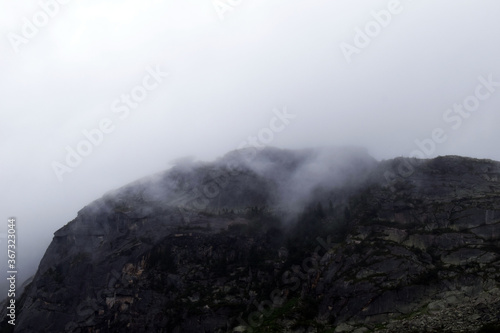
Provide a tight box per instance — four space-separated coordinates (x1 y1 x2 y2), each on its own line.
317 156 500 332
3 148 500 332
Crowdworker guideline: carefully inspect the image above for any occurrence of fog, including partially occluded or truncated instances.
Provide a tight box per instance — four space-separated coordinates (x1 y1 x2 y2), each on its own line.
1 0 500 287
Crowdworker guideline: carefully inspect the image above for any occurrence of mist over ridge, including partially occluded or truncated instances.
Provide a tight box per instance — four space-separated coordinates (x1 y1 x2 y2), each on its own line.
96 146 378 218
2 1 500 331
6 146 500 332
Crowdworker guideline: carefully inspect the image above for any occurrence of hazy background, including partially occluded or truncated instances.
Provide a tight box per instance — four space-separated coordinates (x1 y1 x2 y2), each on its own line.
1 0 500 287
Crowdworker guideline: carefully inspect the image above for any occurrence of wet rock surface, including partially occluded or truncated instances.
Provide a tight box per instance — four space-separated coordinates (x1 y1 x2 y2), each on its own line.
2 149 500 332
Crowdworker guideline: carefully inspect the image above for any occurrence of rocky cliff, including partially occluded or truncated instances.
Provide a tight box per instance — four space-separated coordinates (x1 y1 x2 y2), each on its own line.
3 148 500 332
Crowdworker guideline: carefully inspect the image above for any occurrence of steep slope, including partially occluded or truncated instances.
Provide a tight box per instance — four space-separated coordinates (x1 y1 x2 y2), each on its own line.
3 149 500 332
316 156 500 332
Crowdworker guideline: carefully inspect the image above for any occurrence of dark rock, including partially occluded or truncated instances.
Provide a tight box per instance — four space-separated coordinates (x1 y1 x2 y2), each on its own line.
3 148 500 332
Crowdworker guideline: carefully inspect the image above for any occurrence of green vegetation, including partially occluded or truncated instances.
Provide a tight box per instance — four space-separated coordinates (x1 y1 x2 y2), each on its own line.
251 297 300 332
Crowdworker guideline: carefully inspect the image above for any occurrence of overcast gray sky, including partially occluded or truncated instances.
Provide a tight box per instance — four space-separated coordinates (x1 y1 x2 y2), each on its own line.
1 0 500 284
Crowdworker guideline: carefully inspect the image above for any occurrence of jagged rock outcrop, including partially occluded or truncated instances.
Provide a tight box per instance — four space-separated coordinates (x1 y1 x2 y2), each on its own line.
315 157 500 332
3 148 500 332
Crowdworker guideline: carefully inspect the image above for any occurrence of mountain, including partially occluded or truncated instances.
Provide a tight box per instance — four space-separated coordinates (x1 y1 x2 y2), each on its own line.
3 147 500 332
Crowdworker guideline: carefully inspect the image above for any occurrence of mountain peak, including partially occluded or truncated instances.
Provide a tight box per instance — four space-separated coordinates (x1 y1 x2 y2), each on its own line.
5 149 500 332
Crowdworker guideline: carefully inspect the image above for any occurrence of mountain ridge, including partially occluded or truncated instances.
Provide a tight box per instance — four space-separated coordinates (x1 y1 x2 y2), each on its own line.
3 147 500 332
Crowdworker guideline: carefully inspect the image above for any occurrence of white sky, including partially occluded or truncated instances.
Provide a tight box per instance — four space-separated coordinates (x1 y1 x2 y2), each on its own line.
1 0 500 284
